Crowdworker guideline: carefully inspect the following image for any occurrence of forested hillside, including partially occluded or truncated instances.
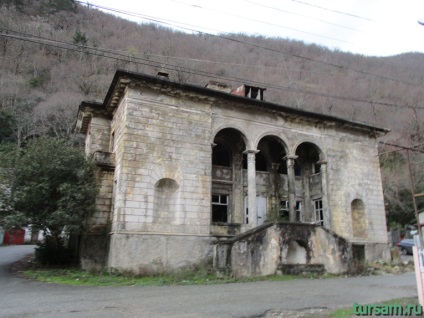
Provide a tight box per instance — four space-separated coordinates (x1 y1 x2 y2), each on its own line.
1 0 424 226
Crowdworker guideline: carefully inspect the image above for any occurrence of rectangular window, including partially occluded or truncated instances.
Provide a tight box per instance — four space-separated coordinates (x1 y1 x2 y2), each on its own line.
314 199 324 226
212 194 228 223
295 201 303 222
279 200 302 222
279 200 289 221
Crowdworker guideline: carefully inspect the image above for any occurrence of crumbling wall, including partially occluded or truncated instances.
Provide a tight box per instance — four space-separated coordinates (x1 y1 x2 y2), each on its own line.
80 165 114 269
215 222 353 277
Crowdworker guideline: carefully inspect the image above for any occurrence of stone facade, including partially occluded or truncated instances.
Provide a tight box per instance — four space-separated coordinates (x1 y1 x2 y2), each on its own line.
74 70 390 275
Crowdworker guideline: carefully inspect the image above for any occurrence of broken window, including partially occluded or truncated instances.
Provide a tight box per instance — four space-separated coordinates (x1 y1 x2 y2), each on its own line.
212 194 228 223
280 200 303 222
314 199 324 226
280 201 289 221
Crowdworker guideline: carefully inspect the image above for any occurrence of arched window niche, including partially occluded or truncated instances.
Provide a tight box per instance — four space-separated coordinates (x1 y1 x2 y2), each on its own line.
351 199 367 239
153 178 179 223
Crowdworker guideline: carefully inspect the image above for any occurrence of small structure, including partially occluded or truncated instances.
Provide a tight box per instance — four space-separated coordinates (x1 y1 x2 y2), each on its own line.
74 70 390 275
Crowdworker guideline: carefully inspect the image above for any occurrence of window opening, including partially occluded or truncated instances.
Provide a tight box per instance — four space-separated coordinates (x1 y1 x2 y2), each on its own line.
314 199 323 226
212 194 228 223
280 200 302 222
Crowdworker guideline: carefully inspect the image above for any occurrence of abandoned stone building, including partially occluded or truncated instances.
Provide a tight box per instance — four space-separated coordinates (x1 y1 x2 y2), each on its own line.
74 69 390 276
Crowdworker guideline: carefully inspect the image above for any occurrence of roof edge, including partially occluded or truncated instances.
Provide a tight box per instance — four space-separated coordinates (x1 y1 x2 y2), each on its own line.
102 70 390 135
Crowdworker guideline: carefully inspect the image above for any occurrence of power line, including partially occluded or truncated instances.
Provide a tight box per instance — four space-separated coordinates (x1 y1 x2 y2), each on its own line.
1 28 422 111
77 1 420 88
244 0 363 33
170 0 352 44
289 0 375 22
379 141 424 154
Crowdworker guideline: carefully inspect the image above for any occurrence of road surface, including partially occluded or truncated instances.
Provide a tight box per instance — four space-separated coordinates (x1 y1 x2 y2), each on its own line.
0 245 418 318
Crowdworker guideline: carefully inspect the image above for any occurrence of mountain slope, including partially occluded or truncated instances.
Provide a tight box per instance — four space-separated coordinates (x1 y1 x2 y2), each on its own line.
1 0 423 144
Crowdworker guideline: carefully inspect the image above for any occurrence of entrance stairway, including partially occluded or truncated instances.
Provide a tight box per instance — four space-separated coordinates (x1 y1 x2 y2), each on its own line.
213 222 352 277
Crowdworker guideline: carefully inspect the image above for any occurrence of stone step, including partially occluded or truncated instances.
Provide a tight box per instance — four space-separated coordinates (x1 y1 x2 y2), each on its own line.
277 263 325 276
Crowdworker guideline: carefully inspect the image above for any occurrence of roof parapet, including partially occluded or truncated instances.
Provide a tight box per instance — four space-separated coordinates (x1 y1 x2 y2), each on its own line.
205 80 232 93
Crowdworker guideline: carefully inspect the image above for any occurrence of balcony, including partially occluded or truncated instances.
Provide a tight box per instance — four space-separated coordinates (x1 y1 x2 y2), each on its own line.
92 151 115 170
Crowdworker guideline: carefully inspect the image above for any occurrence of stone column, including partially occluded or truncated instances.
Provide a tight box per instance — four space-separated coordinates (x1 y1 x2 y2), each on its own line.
233 152 244 224
270 163 280 219
319 160 331 229
302 165 311 222
245 150 258 228
284 155 298 223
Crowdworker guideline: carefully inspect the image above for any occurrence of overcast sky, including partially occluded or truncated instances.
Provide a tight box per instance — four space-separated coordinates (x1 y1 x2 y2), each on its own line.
83 0 424 57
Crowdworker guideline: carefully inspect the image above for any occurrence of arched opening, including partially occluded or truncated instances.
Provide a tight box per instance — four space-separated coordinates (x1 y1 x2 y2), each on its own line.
351 199 367 239
295 142 325 224
295 142 323 175
153 178 179 223
252 136 289 223
212 144 231 167
212 128 247 226
286 240 307 264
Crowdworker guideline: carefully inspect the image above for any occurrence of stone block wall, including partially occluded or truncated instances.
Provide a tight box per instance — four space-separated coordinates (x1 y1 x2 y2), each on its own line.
81 117 114 269
85 116 110 155
324 131 388 251
109 87 213 235
107 86 214 272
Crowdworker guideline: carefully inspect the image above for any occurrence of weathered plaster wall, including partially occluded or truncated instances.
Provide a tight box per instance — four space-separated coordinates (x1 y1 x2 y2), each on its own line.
88 170 114 232
81 117 113 269
325 131 389 257
108 233 213 275
81 169 114 269
80 233 109 269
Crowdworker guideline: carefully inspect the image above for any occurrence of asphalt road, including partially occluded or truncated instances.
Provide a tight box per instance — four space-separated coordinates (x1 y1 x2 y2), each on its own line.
0 245 418 318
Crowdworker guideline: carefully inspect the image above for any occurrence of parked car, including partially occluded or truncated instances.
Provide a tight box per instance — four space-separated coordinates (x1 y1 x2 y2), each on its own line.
397 238 415 255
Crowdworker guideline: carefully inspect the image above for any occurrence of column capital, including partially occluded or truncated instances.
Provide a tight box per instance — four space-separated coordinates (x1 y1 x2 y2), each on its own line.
243 149 259 155
283 155 298 161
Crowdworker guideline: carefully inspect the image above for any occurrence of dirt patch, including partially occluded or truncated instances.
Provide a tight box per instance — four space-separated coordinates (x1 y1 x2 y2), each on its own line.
10 254 42 278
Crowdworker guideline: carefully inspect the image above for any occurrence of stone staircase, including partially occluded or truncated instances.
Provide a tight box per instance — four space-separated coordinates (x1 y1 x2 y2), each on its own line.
213 222 352 277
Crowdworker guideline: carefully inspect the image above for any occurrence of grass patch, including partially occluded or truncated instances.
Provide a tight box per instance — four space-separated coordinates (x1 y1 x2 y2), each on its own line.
23 267 300 286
